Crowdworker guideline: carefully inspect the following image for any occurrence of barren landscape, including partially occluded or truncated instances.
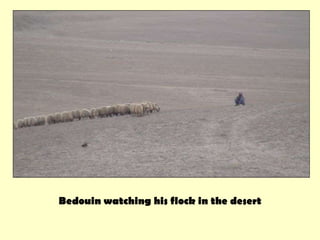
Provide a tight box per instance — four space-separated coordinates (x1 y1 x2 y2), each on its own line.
13 11 309 177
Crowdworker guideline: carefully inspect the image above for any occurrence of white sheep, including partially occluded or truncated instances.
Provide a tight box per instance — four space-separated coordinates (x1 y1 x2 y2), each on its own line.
145 102 160 113
15 101 156 129
89 108 99 119
98 106 114 118
113 104 120 116
23 117 31 127
114 104 130 116
106 105 115 117
16 115 46 128
149 102 156 112
141 101 153 114
16 119 25 128
23 118 29 127
129 103 136 115
61 111 74 122
35 115 46 126
54 112 62 123
80 109 90 119
46 114 55 125
129 103 144 117
72 110 81 120
97 106 107 118
154 103 160 112
135 104 144 117
28 117 37 127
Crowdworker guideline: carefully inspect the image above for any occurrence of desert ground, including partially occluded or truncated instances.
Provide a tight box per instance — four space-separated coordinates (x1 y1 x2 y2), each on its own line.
13 11 309 177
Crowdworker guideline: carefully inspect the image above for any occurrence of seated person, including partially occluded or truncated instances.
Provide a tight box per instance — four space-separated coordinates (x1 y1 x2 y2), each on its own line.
235 92 245 106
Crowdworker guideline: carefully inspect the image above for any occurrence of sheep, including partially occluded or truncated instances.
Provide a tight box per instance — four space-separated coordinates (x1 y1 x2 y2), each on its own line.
89 108 99 119
129 103 144 117
46 114 55 125
123 104 131 115
106 105 115 117
148 102 155 113
72 110 81 121
135 104 144 117
16 119 25 128
35 115 46 126
25 117 37 127
40 115 46 125
97 106 106 118
129 103 136 115
23 117 31 127
15 115 45 128
23 118 29 127
61 111 74 122
80 108 90 120
149 102 156 112
98 106 114 118
154 103 160 112
113 104 130 116
145 102 160 113
141 101 154 114
31 117 38 126
129 103 141 114
54 112 62 124
113 104 120 116
15 101 156 129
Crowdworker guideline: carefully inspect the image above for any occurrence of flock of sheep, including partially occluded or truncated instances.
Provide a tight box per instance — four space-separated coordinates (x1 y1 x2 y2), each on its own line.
14 101 160 130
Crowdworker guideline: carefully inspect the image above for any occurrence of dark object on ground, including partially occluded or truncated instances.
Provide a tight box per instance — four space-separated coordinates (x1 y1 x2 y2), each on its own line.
81 142 88 147
235 93 245 106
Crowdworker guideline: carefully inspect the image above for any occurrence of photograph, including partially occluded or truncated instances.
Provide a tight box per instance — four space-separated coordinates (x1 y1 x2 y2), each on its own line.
13 10 309 177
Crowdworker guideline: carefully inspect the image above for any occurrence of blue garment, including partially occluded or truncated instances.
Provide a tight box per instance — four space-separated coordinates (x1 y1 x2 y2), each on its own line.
235 94 245 105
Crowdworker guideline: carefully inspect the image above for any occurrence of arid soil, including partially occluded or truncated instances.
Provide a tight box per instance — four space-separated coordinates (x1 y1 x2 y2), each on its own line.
13 11 309 177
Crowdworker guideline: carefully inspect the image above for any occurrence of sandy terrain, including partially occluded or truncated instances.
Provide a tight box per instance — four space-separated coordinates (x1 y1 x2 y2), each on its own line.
13 11 309 177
